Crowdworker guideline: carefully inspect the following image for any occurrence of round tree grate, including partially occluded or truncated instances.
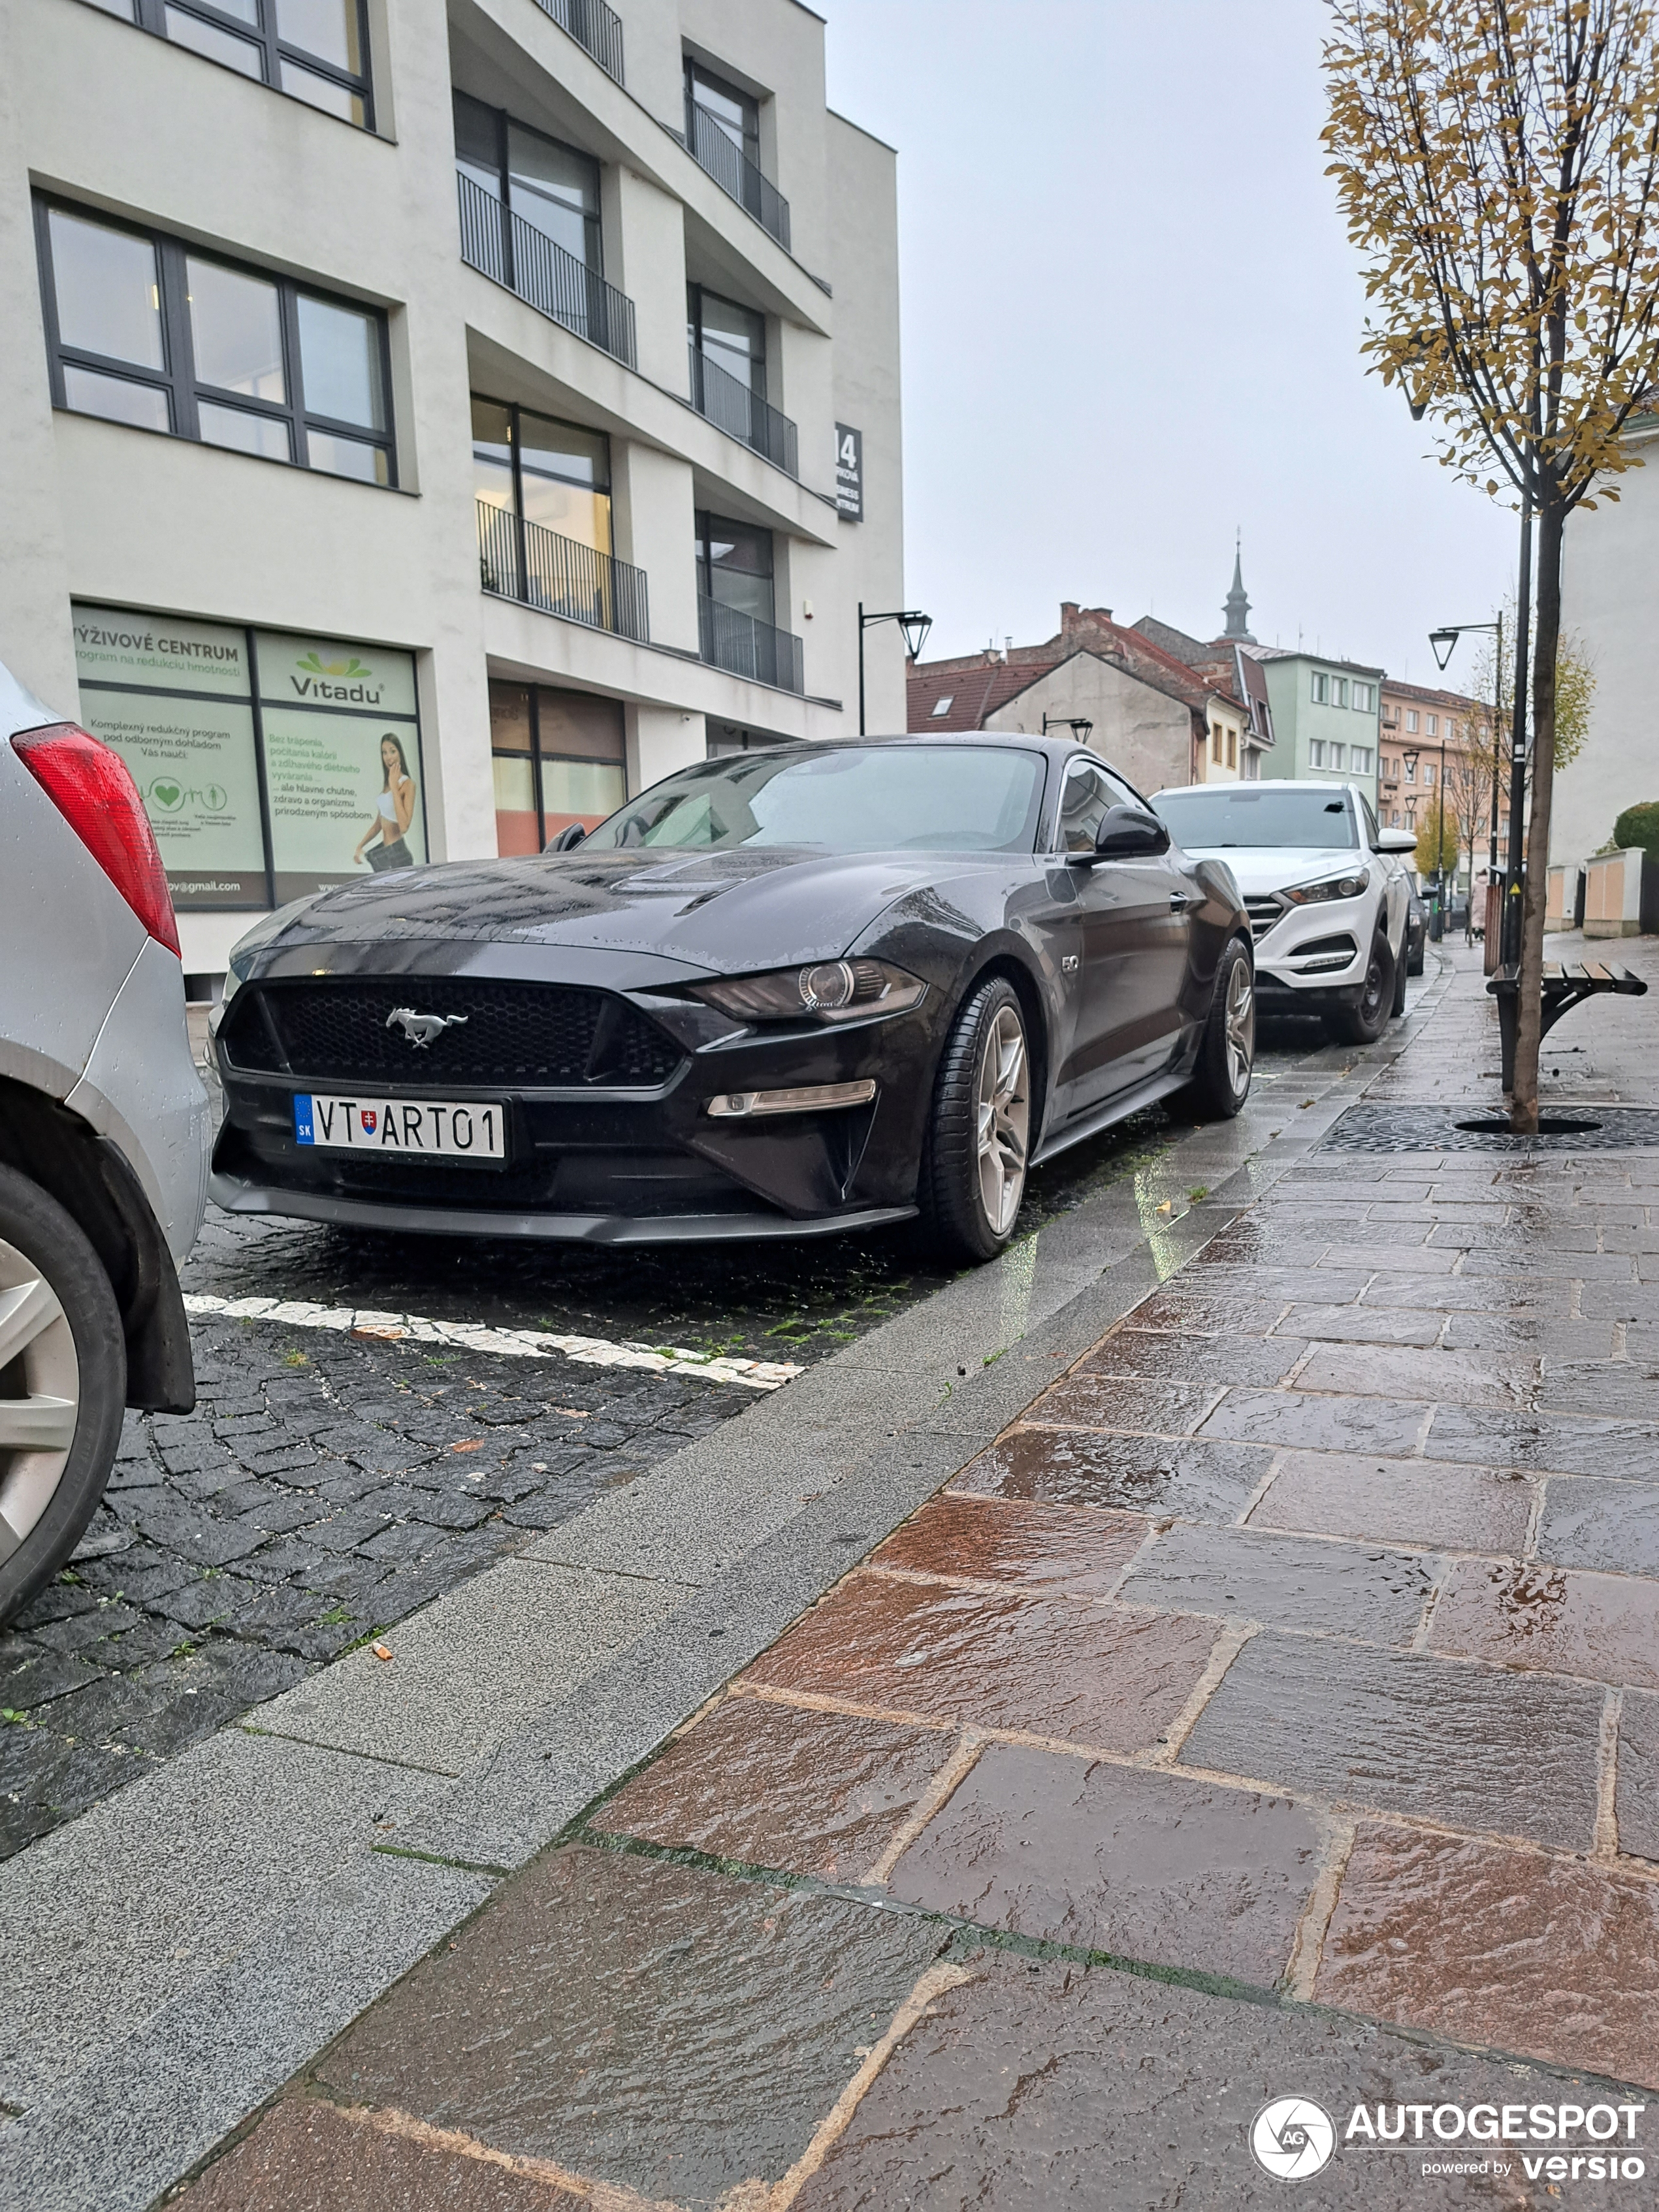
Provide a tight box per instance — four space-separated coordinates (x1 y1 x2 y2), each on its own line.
1317 1104 1659 1154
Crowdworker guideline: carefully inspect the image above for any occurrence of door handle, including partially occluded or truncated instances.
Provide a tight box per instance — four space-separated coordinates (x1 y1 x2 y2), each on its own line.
1169 890 1197 910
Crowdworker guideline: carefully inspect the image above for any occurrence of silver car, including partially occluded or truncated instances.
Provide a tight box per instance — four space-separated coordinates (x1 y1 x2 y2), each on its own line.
0 655 208 1624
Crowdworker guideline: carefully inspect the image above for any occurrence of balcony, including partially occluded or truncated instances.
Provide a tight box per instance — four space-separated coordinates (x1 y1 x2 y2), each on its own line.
530 0 624 83
698 594 803 694
478 501 650 644
687 346 798 477
683 104 791 251
457 172 637 370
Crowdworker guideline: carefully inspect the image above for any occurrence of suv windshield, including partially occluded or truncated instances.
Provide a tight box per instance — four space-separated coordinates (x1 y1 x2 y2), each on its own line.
1154 787 1357 850
583 745 1047 855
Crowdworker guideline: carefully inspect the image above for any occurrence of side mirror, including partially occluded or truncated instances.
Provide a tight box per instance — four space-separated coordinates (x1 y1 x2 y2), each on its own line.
1375 827 1416 854
550 822 587 852
1089 804 1170 861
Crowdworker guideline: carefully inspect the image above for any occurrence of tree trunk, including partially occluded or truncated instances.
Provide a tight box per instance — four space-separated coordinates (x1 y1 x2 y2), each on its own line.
1510 490 1564 1135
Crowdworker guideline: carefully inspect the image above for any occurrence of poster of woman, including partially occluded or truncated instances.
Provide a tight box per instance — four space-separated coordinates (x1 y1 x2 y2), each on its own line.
354 733 418 872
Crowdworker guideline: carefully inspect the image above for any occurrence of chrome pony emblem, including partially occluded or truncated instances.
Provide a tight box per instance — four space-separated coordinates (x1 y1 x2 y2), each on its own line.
385 1008 469 1049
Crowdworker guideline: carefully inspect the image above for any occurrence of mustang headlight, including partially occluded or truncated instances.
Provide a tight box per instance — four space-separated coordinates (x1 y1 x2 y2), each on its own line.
1283 868 1371 906
694 958 927 1025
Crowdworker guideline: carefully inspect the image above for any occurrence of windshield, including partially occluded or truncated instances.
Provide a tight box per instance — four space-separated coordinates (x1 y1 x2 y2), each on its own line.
1153 787 1358 850
583 745 1048 855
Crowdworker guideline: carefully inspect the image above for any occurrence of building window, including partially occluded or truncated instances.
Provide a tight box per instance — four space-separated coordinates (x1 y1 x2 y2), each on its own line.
929 695 953 718
489 680 624 855
1310 671 1329 704
1308 739 1325 767
1352 682 1374 713
1382 706 1397 726
1426 714 1438 737
454 93 604 276
472 396 611 553
1334 677 1349 709
695 510 775 628
1353 746 1373 774
37 198 393 481
1330 742 1347 771
1226 728 1237 769
1424 761 1436 786
685 56 760 174
1211 724 1223 763
96 0 373 127
1405 709 1419 733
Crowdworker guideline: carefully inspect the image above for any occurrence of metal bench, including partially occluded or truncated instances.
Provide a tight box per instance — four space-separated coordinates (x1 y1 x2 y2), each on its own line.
1486 959 1649 1089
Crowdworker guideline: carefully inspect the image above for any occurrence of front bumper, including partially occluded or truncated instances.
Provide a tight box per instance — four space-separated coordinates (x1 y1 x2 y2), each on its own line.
210 961 937 1243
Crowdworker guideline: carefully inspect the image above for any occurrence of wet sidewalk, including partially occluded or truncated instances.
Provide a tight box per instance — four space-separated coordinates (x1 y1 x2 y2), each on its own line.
170 944 1659 2210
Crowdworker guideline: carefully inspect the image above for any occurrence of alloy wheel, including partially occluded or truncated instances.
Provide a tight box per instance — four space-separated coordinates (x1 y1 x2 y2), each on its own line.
1224 958 1255 1097
975 1002 1030 1237
0 1238 80 1569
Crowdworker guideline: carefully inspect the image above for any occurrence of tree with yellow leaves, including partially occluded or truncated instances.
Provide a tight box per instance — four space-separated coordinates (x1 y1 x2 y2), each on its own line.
1324 0 1659 1131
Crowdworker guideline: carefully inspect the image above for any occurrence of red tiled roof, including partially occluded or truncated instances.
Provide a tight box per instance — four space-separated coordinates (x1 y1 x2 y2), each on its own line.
905 656 1062 732
907 605 1251 735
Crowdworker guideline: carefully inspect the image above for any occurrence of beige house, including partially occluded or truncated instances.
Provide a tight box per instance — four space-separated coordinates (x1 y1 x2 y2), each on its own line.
907 603 1272 795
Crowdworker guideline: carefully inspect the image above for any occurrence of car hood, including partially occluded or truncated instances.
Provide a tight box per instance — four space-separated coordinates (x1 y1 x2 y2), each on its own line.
240 847 986 974
1174 844 1369 898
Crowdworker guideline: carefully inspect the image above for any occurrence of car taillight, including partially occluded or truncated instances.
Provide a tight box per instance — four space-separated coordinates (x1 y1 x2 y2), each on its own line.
11 722 181 959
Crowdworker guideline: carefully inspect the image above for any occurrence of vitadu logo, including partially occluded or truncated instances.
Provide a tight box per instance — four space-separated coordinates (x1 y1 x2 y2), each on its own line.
1251 2098 1337 2182
289 650 384 705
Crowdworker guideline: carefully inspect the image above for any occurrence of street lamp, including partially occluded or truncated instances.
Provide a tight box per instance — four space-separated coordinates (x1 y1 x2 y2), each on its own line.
1428 616 1506 953
1042 714 1095 745
858 603 932 735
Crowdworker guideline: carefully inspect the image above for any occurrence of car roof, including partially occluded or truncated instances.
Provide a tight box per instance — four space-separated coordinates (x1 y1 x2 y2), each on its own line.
1152 779 1361 797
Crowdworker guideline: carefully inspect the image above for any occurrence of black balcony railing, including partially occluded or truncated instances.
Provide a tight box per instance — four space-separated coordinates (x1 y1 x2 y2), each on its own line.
478 500 650 644
457 172 637 370
683 103 791 251
697 594 803 694
530 0 624 82
687 346 798 477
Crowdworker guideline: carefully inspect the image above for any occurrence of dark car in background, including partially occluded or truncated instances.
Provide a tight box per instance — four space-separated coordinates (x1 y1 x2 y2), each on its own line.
210 737 1255 1264
1405 883 1428 974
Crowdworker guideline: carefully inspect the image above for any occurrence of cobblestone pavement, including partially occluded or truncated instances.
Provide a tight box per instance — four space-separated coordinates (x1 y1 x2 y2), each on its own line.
171 940 1659 2209
0 1016 1349 1859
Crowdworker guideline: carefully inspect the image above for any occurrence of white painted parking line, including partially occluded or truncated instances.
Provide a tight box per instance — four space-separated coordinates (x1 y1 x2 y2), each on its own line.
180 1293 802 1391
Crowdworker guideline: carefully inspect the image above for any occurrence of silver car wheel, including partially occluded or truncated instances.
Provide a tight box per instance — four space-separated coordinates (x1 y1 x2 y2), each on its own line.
0 1239 80 1567
975 1002 1030 1237
1224 958 1255 1098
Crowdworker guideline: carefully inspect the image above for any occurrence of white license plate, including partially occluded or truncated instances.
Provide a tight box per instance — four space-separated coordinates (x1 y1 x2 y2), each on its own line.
293 1093 507 1161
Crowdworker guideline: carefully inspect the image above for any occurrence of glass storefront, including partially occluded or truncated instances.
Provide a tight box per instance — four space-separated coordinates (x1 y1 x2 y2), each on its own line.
489 679 625 854
72 601 423 908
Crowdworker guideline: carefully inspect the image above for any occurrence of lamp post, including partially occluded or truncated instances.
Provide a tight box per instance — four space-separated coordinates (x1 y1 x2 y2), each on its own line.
1041 714 1095 745
858 603 932 735
1428 614 1506 953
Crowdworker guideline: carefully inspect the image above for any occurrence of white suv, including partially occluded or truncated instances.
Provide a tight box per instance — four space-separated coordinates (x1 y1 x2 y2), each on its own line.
0 654 208 1624
1152 781 1416 1044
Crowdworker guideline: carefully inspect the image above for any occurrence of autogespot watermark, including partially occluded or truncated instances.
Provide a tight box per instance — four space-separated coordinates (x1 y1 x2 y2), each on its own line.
1248 2097 1648 2186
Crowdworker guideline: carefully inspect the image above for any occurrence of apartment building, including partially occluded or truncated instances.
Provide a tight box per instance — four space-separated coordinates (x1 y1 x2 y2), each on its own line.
1378 679 1490 883
1 0 905 982
1255 651 1383 805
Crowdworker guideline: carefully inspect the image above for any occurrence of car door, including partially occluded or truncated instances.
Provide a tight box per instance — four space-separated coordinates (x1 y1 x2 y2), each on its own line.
1055 758 1195 1108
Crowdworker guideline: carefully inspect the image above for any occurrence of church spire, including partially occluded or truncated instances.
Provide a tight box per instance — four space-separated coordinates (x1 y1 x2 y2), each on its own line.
1222 534 1255 643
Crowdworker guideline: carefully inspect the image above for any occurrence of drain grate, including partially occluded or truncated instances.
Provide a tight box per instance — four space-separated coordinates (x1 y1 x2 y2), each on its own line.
1317 1103 1659 1153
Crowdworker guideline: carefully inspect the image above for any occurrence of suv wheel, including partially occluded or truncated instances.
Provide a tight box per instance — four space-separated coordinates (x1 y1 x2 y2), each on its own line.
0 1164 126 1626
920 976 1031 1263
1323 933 1394 1046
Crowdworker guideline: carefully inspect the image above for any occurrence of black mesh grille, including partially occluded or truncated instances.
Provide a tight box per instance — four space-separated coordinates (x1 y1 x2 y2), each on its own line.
220 978 683 1089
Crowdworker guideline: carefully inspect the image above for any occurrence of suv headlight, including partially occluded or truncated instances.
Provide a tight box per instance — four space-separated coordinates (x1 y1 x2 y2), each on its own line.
693 958 927 1024
1283 869 1371 905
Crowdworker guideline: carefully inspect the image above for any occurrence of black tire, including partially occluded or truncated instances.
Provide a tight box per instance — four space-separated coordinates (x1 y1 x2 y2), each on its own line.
0 1164 127 1627
918 976 1032 1265
1323 933 1395 1046
1391 936 1409 1016
1408 940 1425 977
1174 938 1255 1120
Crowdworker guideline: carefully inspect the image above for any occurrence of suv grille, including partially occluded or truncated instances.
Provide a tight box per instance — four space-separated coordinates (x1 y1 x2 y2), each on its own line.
220 978 683 1089
1244 895 1287 943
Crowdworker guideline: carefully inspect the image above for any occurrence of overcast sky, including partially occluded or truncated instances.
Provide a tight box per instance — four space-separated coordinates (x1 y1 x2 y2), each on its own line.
821 0 1519 687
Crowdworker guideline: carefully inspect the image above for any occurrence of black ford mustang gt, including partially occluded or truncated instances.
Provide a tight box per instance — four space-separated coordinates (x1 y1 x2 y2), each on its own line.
210 735 1254 1264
